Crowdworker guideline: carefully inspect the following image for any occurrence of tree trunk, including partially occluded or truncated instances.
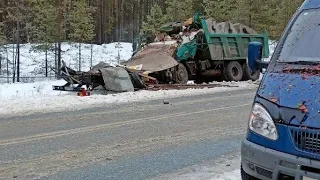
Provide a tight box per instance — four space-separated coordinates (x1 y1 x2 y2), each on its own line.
12 44 16 83
6 45 9 83
17 22 20 82
97 0 102 44
90 44 93 67
57 42 61 79
54 42 57 78
0 50 2 74
45 44 48 77
78 43 81 71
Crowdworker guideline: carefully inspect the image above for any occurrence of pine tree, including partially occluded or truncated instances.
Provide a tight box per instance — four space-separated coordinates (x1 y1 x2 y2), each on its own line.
0 21 5 75
0 22 5 45
27 0 59 77
0 7 4 44
165 0 195 22
203 0 237 22
68 0 95 70
30 0 58 43
233 0 251 26
141 4 167 34
271 0 303 40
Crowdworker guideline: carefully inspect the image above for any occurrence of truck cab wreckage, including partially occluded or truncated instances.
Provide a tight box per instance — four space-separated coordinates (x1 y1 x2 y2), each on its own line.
53 13 269 93
122 12 269 84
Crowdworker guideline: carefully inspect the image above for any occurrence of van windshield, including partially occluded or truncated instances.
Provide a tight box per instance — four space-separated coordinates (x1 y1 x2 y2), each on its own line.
278 8 320 62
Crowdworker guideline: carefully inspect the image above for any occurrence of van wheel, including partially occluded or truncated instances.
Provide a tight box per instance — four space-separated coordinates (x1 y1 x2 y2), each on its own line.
226 61 243 81
241 165 259 180
242 63 260 81
174 63 189 84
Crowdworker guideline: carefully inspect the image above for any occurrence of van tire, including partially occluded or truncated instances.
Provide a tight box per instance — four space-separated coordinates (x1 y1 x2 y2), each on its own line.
226 61 243 81
241 165 259 180
242 63 260 81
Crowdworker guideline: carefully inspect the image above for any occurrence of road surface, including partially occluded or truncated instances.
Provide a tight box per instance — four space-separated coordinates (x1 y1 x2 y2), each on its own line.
0 88 257 180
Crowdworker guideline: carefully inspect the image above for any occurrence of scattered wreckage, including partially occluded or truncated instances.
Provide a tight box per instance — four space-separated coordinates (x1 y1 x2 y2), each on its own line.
52 60 152 93
52 60 236 93
121 12 270 84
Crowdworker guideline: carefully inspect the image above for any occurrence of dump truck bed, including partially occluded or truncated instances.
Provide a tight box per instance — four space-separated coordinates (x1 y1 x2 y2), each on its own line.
200 18 269 61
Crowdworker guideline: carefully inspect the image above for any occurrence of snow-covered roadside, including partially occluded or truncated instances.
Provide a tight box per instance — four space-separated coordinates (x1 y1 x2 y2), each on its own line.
0 80 258 117
0 80 69 99
151 154 241 180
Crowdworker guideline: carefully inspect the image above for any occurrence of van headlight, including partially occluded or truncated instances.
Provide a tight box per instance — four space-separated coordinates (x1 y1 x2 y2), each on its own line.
249 103 278 140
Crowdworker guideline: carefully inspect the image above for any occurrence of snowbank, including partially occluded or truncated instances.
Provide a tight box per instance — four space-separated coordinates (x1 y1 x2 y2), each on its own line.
0 80 258 116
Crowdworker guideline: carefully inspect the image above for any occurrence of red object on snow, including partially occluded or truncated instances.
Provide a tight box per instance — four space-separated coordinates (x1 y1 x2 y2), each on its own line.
77 88 90 96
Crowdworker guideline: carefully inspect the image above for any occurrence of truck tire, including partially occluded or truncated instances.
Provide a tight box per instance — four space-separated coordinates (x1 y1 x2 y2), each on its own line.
226 61 243 81
241 165 259 180
174 63 189 84
242 63 260 81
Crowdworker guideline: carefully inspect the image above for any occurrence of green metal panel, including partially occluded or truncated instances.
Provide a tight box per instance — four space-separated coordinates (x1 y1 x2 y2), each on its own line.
176 40 198 61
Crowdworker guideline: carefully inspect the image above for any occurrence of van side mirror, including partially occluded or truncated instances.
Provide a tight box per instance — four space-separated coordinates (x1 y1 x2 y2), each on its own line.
247 42 269 72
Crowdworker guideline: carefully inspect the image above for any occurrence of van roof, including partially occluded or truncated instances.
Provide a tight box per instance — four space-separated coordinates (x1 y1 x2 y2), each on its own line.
301 0 320 10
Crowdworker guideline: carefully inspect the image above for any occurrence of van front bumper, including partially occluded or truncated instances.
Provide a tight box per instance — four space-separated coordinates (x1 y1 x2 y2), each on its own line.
241 139 320 180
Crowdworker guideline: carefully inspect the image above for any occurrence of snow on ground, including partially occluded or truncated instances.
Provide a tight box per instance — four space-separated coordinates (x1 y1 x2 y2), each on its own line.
0 80 258 117
0 79 69 99
151 154 241 180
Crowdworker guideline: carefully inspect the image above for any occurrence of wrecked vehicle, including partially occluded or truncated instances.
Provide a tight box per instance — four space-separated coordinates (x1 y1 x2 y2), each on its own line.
241 1 320 179
121 13 270 84
52 61 148 92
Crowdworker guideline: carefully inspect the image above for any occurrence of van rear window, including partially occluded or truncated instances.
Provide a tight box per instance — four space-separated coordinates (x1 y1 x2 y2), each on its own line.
278 9 320 62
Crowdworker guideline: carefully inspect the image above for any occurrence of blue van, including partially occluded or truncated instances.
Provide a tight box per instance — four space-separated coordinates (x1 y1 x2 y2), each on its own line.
241 0 320 179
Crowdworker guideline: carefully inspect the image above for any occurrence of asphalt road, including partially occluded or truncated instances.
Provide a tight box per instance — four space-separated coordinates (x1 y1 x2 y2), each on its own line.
0 88 257 180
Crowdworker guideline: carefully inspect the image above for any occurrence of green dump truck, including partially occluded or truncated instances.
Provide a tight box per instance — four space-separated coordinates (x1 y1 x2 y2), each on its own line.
122 13 269 84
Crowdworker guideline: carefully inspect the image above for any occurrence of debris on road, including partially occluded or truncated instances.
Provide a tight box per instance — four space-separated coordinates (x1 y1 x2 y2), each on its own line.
52 60 240 94
163 100 170 104
52 60 148 93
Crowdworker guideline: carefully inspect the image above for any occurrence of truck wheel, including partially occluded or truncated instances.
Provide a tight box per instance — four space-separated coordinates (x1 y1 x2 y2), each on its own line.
174 63 189 84
226 61 243 81
242 63 260 81
241 165 259 180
